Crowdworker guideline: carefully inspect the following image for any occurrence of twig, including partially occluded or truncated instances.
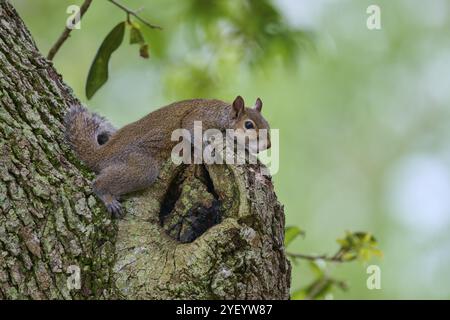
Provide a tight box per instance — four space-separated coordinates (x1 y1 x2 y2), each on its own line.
47 0 93 60
286 249 348 263
107 0 162 30
47 0 162 61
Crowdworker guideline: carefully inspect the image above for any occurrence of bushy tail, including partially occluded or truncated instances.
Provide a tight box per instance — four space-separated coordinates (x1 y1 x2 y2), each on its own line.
64 104 116 171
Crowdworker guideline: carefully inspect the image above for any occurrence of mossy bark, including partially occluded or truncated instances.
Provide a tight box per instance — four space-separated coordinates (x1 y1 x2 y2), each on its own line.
0 1 290 299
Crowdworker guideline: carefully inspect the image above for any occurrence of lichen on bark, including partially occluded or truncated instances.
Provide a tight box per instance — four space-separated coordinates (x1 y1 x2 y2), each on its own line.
0 2 116 299
0 0 290 300
115 161 290 299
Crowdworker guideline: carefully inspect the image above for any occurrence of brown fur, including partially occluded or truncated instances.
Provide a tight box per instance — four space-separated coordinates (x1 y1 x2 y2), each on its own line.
65 96 270 217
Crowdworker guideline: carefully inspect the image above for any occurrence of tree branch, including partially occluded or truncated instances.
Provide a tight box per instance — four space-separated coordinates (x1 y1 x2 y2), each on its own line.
107 0 162 30
47 0 162 61
287 249 348 263
47 0 93 60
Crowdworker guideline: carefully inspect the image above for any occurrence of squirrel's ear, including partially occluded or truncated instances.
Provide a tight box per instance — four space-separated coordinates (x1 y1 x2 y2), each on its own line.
255 98 262 112
232 95 245 118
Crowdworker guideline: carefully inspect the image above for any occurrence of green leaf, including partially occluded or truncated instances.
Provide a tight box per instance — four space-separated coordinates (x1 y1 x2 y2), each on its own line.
129 24 150 59
308 260 325 277
342 252 357 261
86 22 126 100
336 231 382 262
291 288 307 300
298 278 332 300
293 277 347 300
336 238 349 248
284 226 304 247
130 25 145 45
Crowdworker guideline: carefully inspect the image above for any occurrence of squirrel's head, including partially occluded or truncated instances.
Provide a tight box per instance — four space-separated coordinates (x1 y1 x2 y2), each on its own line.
230 95 271 153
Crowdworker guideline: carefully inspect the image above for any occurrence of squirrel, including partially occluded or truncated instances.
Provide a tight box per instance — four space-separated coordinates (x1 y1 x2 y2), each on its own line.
64 96 271 218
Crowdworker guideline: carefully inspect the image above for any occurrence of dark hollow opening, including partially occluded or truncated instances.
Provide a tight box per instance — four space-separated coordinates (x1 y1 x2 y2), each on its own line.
159 165 223 243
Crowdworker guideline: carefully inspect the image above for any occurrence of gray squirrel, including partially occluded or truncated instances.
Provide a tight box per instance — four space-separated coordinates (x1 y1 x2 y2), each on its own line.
65 96 271 218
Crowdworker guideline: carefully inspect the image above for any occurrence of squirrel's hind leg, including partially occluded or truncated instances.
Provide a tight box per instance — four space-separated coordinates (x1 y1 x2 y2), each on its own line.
92 155 160 218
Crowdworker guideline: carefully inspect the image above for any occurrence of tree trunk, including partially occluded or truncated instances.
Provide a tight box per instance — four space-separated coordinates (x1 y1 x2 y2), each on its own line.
0 1 290 299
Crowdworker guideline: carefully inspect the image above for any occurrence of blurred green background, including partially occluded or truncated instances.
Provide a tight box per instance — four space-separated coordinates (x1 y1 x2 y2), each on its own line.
12 0 450 299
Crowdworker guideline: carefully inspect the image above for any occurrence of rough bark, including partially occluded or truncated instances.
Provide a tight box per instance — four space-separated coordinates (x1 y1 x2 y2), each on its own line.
0 1 290 299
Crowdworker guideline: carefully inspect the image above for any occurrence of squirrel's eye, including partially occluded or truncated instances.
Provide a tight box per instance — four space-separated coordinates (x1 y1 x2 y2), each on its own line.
244 120 255 130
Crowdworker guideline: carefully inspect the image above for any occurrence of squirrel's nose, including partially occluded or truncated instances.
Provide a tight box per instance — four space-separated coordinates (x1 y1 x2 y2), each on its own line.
267 140 271 149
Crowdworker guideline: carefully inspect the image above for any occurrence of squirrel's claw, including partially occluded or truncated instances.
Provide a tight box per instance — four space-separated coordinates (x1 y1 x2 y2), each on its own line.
94 191 124 219
106 199 124 219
